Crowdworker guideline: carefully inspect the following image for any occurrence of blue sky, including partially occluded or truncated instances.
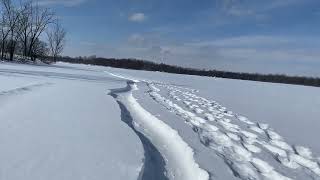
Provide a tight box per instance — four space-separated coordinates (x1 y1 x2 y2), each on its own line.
39 0 320 76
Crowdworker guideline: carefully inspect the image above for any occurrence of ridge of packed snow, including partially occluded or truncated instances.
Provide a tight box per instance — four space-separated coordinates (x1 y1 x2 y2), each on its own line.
108 78 209 180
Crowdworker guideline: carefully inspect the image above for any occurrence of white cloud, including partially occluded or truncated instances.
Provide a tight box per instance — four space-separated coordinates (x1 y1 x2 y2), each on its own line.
65 34 320 76
128 13 147 22
267 0 302 10
227 8 254 16
128 34 145 45
186 35 293 48
80 41 98 47
37 0 86 7
218 0 305 20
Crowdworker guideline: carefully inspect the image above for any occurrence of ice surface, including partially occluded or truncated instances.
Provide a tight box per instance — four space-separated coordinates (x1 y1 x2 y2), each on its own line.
102 65 320 179
2 62 319 180
0 63 144 180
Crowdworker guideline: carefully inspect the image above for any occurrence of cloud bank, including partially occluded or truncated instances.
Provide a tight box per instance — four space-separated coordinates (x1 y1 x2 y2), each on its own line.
128 13 147 22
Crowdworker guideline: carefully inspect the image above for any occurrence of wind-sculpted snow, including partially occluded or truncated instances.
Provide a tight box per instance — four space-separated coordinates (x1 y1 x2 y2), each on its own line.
0 82 52 109
2 62 318 180
0 83 51 97
0 66 146 180
146 82 320 180
0 82 52 108
0 68 121 83
108 81 209 180
109 84 168 180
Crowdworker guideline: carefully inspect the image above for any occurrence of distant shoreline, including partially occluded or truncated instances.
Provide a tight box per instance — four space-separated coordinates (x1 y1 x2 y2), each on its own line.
3 57 318 87
55 57 320 87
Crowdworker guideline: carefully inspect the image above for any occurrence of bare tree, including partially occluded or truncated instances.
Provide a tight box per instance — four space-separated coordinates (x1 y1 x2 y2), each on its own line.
0 11 10 59
28 2 54 60
32 38 48 60
16 0 32 58
0 0 65 62
0 8 10 59
1 0 20 60
16 1 54 60
47 21 66 62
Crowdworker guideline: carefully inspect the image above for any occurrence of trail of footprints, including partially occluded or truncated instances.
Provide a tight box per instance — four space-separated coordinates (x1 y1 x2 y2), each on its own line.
146 82 320 180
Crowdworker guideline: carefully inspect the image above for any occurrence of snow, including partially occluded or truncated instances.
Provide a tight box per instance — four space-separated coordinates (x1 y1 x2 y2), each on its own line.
142 81 295 179
104 66 320 153
0 63 144 180
101 65 320 179
109 81 209 180
294 146 313 159
1 61 320 180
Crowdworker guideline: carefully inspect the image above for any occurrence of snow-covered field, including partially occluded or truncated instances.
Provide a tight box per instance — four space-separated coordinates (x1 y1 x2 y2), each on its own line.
1 62 320 180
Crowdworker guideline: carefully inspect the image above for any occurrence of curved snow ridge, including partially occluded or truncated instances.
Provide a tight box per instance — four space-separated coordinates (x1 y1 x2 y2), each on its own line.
105 71 140 83
109 81 209 180
148 82 320 180
112 100 168 180
0 82 52 97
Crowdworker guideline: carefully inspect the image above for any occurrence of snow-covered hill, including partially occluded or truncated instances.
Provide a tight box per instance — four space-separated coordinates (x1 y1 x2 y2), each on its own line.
0 62 319 180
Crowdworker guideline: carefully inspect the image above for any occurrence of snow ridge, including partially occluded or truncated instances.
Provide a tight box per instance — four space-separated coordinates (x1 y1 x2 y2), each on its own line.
0 83 51 97
108 81 209 180
112 99 168 180
147 82 320 180
0 68 117 83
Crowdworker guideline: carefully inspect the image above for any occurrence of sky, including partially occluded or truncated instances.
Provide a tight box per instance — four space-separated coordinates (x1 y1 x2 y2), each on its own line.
39 0 320 76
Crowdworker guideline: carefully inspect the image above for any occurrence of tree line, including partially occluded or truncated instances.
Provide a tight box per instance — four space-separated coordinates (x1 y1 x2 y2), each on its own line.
59 56 320 87
0 0 66 62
